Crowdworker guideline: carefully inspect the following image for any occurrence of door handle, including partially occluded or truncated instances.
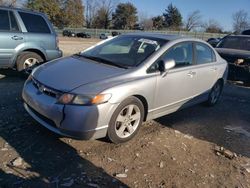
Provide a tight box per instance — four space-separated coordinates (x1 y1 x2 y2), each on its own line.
12 36 23 40
211 67 218 71
187 71 196 77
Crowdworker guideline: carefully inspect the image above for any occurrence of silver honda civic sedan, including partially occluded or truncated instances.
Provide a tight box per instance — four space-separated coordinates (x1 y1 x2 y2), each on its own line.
22 33 228 143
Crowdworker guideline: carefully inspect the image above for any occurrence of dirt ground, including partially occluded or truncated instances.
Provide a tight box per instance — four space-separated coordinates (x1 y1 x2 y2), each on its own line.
0 38 250 188
58 37 101 56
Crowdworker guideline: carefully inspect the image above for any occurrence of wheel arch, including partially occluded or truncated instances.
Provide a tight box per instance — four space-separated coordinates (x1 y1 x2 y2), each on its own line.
217 78 225 87
133 95 148 121
22 49 46 62
13 48 47 68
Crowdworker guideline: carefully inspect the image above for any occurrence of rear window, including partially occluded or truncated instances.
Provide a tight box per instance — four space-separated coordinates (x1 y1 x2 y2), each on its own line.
0 10 10 31
19 12 51 33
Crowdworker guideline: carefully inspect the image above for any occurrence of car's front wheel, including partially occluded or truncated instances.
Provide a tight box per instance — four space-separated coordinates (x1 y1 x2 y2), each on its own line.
16 52 43 72
207 80 223 106
108 97 144 144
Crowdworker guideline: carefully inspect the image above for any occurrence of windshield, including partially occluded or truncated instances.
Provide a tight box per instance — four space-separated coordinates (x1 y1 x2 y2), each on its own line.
217 36 250 51
80 35 167 68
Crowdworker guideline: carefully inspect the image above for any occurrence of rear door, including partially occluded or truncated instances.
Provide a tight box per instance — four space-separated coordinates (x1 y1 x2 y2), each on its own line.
0 9 24 67
193 42 218 94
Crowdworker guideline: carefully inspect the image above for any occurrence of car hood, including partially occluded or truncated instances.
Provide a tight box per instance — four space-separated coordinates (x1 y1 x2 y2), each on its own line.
33 56 127 92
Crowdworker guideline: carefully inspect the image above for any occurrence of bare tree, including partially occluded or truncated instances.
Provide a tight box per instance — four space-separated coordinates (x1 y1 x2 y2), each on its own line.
85 0 98 28
184 10 202 31
91 0 116 29
141 18 153 30
233 10 249 34
0 0 17 7
138 11 153 30
203 19 223 33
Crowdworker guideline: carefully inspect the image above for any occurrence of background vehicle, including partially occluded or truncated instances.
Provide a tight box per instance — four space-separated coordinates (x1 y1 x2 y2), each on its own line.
111 31 121 37
207 37 221 47
242 29 250 35
0 7 62 72
62 30 76 37
99 33 111 39
76 32 91 38
216 35 250 83
23 34 227 144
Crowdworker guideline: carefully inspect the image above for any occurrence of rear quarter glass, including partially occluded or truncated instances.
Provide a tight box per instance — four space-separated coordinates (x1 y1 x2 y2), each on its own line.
18 11 51 34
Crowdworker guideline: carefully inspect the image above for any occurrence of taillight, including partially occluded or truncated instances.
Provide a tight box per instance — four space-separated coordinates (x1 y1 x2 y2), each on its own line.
56 36 59 48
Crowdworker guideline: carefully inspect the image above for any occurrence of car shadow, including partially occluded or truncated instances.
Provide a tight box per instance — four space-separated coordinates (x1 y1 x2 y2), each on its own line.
155 84 250 158
0 69 28 79
0 70 128 188
0 133 127 188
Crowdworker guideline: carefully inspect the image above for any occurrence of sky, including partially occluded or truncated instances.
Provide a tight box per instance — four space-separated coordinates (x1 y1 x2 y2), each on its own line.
120 0 250 31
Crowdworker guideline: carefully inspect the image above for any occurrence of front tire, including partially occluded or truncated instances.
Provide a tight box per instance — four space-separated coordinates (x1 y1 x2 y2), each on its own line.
108 97 144 144
207 80 223 106
16 52 43 72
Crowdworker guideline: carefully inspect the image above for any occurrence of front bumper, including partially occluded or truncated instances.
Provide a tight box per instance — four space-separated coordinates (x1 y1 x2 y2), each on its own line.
22 79 118 140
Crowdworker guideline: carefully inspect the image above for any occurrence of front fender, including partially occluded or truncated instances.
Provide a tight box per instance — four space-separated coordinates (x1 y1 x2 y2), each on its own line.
103 75 157 111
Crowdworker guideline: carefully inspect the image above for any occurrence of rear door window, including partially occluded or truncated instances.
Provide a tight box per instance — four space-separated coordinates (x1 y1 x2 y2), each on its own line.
195 43 216 64
0 10 10 31
19 12 51 33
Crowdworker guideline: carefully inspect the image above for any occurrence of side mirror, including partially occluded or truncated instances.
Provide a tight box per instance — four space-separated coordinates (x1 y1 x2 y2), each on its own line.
159 59 176 72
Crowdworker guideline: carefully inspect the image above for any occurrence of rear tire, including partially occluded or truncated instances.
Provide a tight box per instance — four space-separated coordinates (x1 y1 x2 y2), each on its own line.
107 97 144 144
206 80 223 106
16 52 43 72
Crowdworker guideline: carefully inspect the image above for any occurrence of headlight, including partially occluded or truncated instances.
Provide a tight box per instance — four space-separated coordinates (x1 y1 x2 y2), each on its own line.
58 93 112 105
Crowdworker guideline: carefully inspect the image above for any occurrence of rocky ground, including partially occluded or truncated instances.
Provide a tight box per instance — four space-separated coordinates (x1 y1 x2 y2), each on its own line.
0 38 250 188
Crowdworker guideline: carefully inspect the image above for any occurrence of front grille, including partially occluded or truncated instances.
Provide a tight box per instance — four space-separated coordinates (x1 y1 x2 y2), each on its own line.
28 104 57 129
32 78 61 98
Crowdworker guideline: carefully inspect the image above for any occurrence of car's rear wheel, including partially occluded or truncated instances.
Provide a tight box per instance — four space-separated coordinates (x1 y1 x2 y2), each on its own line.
108 97 144 144
207 80 223 106
16 52 43 72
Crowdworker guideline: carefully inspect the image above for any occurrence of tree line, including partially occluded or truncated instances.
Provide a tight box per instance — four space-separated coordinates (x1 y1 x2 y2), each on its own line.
1 0 249 33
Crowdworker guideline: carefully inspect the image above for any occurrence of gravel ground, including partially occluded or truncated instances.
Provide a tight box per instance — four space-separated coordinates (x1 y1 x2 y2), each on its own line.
0 38 250 188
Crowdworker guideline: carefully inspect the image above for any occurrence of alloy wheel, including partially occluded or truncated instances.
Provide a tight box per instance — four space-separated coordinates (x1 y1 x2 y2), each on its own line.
115 104 141 139
23 58 39 69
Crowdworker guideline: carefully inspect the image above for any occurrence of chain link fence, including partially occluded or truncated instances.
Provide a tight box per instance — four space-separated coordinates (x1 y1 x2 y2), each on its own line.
55 28 226 41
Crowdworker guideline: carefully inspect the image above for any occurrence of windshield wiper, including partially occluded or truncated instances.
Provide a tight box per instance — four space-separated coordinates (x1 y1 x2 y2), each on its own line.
77 54 128 69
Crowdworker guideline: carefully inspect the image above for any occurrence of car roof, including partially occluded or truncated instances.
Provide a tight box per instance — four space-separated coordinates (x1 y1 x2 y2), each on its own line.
224 34 250 38
123 32 196 41
0 6 44 16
